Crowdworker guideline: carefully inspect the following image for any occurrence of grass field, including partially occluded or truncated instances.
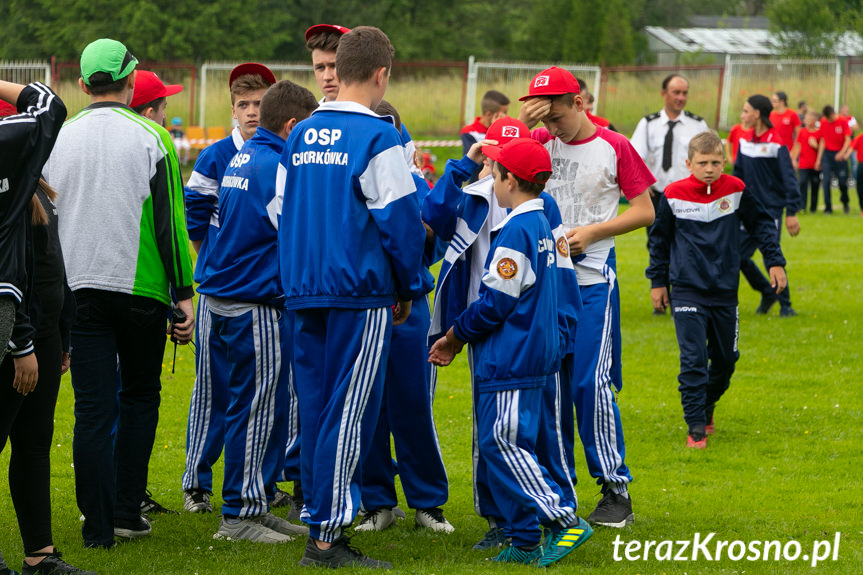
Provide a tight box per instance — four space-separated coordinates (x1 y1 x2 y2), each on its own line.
1 200 862 574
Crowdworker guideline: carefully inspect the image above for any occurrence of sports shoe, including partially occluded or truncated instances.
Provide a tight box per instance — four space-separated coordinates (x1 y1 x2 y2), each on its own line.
705 415 715 436
539 517 593 567
472 526 507 550
252 512 308 536
355 508 397 532
298 535 392 569
392 506 407 520
0 550 18 575
21 551 97 575
492 544 543 565
779 306 798 317
686 434 708 449
272 487 292 508
843 203 850 214
415 507 455 533
140 490 177 516
287 493 304 522
214 517 291 544
113 515 151 539
587 489 634 528
183 489 213 513
755 292 778 315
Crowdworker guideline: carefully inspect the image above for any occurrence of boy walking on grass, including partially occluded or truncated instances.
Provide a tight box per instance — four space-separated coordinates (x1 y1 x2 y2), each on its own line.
277 26 426 569
646 132 787 448
429 138 591 567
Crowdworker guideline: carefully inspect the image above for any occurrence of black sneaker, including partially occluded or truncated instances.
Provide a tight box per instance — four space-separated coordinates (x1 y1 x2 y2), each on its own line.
113 515 152 539
0 550 18 575
779 306 798 317
755 292 778 315
298 535 392 569
844 203 850 214
587 489 634 528
183 489 213 513
287 493 304 522
21 551 98 575
272 487 292 508
472 526 507 550
140 490 177 516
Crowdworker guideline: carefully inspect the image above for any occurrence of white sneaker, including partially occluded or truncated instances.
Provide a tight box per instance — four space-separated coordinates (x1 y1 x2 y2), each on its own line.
354 508 397 531
415 507 455 533
213 517 292 543
183 489 213 513
253 512 308 535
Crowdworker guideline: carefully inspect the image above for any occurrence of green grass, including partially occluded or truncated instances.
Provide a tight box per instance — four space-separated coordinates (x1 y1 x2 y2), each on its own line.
2 203 862 574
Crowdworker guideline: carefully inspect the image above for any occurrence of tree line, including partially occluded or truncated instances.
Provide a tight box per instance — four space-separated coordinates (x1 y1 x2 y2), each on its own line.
0 0 858 64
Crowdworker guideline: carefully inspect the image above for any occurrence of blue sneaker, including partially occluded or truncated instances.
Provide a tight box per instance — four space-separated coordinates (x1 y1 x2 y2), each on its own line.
472 526 507 550
492 544 543 565
538 517 593 567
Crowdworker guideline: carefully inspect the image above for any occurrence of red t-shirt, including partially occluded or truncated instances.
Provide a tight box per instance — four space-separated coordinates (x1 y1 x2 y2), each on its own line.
727 124 754 163
850 133 863 162
795 128 821 169
769 109 800 149
820 117 851 151
586 111 610 128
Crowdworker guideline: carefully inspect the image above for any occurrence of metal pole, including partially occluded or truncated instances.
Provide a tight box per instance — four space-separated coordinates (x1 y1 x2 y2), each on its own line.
199 62 208 129
464 55 477 125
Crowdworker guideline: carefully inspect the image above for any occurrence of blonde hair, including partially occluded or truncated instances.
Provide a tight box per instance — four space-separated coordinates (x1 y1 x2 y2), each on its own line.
688 131 724 160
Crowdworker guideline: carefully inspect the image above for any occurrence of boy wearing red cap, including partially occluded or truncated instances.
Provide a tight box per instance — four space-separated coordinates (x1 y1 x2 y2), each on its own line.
130 70 183 127
181 62 276 515
430 138 591 567
518 66 656 528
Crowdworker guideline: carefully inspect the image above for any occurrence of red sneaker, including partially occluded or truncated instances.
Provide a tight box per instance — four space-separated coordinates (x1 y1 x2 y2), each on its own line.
705 416 715 436
686 435 707 449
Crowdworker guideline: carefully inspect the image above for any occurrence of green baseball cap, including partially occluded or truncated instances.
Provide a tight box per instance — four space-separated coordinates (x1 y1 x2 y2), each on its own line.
80 39 138 86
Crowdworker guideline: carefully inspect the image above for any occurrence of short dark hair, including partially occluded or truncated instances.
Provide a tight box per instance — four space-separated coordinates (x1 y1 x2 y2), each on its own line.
260 80 318 133
774 91 788 105
375 99 401 132
550 93 575 108
335 26 394 86
132 96 165 117
230 74 272 104
575 77 588 92
494 161 549 196
662 73 687 91
798 100 807 109
480 90 509 115
823 105 835 118
86 72 131 96
688 131 724 160
306 31 342 53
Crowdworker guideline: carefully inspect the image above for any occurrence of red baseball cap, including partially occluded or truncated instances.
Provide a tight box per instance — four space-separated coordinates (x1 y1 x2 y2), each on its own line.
131 70 183 108
486 117 530 145
305 24 351 42
482 138 552 184
0 100 18 117
519 66 581 101
229 63 277 88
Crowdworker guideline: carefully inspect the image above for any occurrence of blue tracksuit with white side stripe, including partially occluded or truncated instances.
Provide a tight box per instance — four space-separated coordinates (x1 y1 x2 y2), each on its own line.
454 198 575 547
196 127 295 518
423 156 580 524
277 101 426 542
647 174 785 428
181 128 244 495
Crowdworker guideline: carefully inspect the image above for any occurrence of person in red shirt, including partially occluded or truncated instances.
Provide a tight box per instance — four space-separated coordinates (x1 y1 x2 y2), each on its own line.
815 105 852 214
725 123 754 165
769 91 800 149
790 110 822 212
848 131 863 216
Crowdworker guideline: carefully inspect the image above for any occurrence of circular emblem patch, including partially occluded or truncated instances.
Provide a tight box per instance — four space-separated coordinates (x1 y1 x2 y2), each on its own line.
497 258 518 279
556 236 570 258
718 198 732 213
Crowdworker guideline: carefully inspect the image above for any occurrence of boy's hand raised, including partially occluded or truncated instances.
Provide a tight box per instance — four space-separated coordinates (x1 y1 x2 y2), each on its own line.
518 98 551 129
467 139 498 164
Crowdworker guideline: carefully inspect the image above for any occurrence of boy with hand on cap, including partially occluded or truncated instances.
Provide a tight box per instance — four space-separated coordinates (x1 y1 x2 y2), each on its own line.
43 38 194 548
647 132 786 448
429 138 591 567
181 61 276 515
736 94 800 317
130 70 183 127
198 80 318 543
423 117 582 551
518 66 656 528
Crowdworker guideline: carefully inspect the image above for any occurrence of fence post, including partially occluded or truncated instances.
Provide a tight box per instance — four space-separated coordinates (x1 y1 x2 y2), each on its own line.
719 54 732 130
835 59 842 109
199 62 209 128
464 55 477 126
714 62 724 129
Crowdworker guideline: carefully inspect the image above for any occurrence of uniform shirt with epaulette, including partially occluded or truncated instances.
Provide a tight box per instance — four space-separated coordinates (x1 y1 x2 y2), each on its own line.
630 108 710 193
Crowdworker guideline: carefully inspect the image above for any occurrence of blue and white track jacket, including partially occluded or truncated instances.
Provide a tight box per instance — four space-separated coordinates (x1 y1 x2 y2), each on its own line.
453 199 561 391
423 156 580 354
184 128 244 282
197 127 285 307
277 101 427 310
733 128 801 216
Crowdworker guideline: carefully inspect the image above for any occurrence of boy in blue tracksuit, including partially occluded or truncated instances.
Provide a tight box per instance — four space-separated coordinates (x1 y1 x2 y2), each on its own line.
277 27 427 570
356 100 452 534
182 63 276 513
197 80 317 542
647 132 787 448
430 138 591 567
422 117 582 550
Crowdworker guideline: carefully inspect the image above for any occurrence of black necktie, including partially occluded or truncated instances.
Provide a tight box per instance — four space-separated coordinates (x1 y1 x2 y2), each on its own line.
662 120 679 171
